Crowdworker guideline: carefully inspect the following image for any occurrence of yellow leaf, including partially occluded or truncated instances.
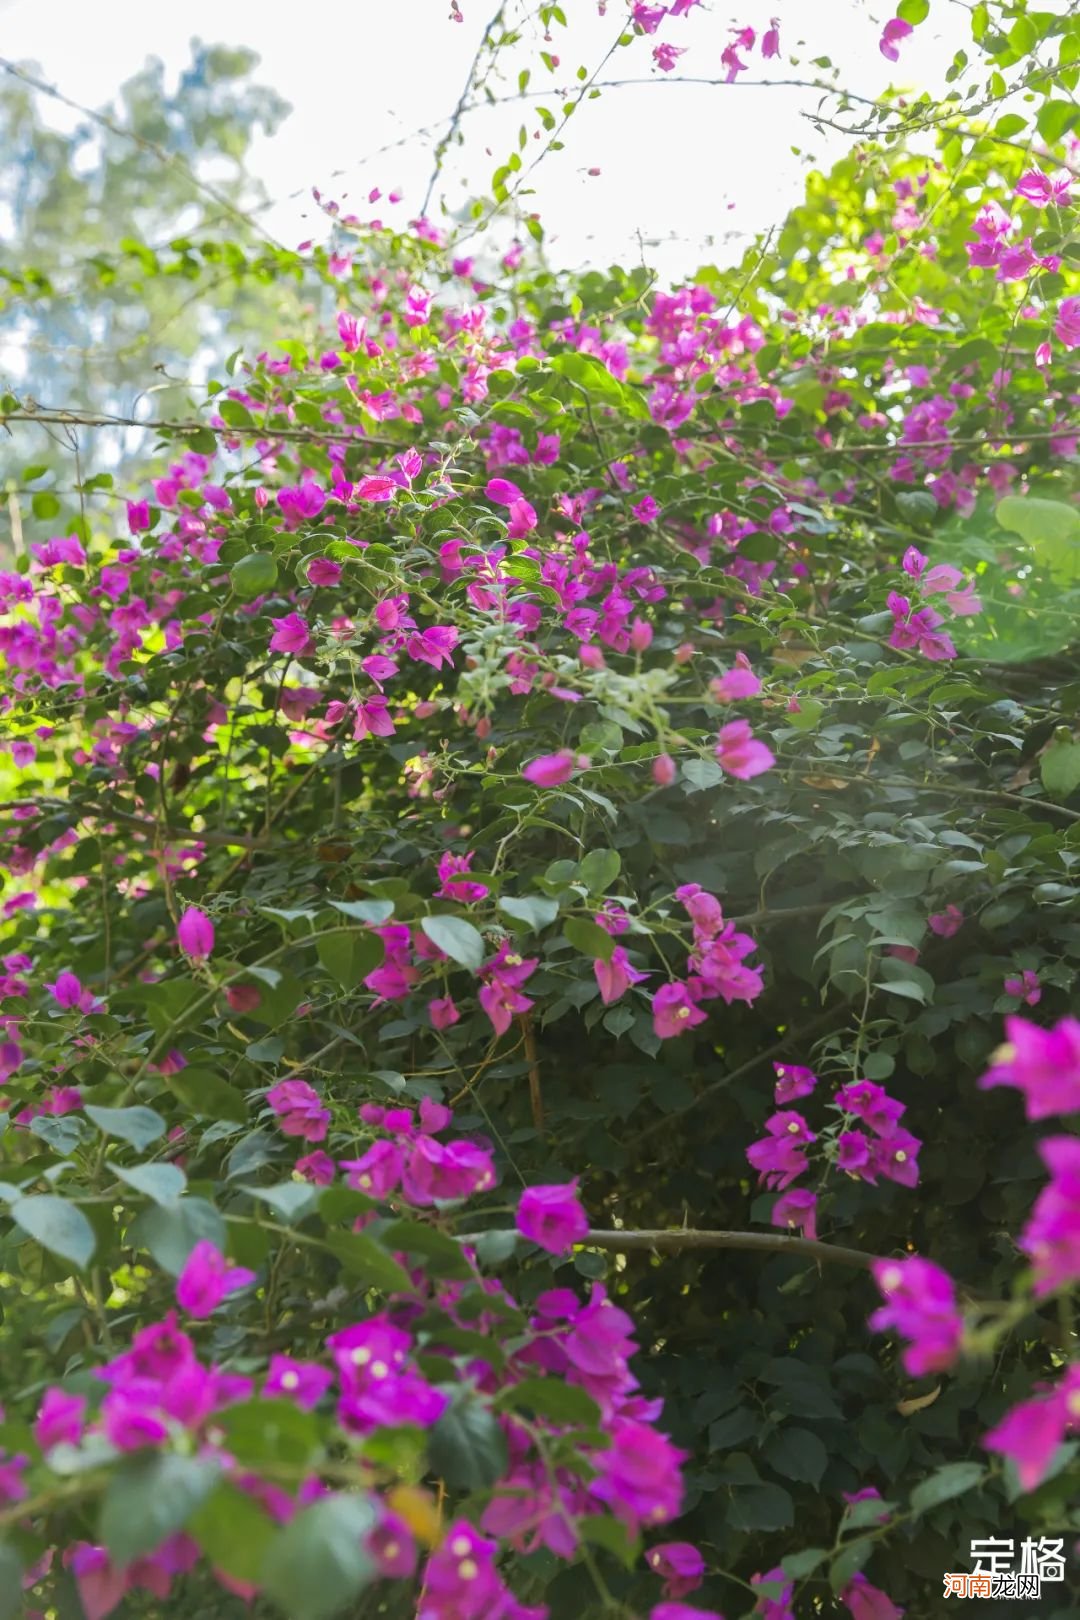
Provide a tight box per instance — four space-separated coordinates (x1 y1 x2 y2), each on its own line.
386 1485 443 1547
897 1385 941 1417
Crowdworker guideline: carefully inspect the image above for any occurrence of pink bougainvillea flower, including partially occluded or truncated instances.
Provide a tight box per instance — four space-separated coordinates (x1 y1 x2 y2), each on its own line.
405 626 458 670
276 483 326 529
1016 168 1073 208
652 752 677 786
507 497 539 537
126 499 151 534
340 1139 404 1198
631 3 667 34
632 494 660 522
354 474 397 502
647 1541 705 1599
522 750 583 787
263 1354 333 1410
177 906 214 960
516 1181 589 1254
771 1188 818 1241
711 652 761 701
269 612 314 657
34 1387 87 1451
978 1015 1080 1117
266 1078 331 1142
175 1240 255 1318
982 1364 1080 1491
1054 296 1080 350
652 42 686 72
879 17 913 61
307 556 342 587
428 995 461 1030
595 944 648 1005
772 1063 817 1104
927 903 963 937
1004 968 1041 1005
651 981 707 1039
834 1079 905 1137
841 1573 904 1620
750 1567 793 1617
1019 1136 1080 1295
714 719 775 779
746 1111 816 1191
294 1149 336 1185
761 18 780 58
485 477 524 505
224 983 261 1014
869 1256 963 1376
435 850 489 903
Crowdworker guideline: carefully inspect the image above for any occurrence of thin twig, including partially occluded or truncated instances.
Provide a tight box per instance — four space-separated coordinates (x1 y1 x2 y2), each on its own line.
585 1227 873 1270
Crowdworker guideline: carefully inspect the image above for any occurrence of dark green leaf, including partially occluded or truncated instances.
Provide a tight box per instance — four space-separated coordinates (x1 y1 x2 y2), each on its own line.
100 1454 220 1566
428 1395 509 1489
130 1197 226 1275
261 1494 377 1620
170 1067 250 1123
325 1229 414 1293
563 916 615 963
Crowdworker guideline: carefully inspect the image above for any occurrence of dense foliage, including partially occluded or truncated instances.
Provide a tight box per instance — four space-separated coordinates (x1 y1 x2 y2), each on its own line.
2 3 1080 1617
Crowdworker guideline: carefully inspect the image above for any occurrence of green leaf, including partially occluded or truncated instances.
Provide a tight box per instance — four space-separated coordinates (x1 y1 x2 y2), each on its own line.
230 552 278 598
727 1482 795 1531
10 1195 95 1269
130 1196 226 1275
238 1181 321 1223
317 929 384 989
379 1219 471 1278
563 915 615 963
786 698 824 731
0 1543 25 1620
100 1454 220 1566
190 1480 276 1584
909 1461 986 1516
579 1514 640 1569
498 895 560 931
830 1536 873 1594
763 1425 828 1488
996 495 1080 584
325 1229 414 1293
494 1377 601 1426
1041 739 1080 800
85 1104 166 1151
420 915 486 972
261 1494 377 1620
32 490 61 521
170 1066 250 1124
217 1398 322 1469
327 899 395 924
471 1228 519 1265
113 1162 187 1206
578 847 621 893
681 757 724 793
548 351 649 419
428 1395 509 1489
782 1547 829 1579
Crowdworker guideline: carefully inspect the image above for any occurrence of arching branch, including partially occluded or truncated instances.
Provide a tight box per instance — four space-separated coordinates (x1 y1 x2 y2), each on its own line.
585 1227 874 1270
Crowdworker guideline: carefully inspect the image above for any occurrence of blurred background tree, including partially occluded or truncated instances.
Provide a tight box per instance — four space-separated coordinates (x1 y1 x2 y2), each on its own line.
0 41 306 532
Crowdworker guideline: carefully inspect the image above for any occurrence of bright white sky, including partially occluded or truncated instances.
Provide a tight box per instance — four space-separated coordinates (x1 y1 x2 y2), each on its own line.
2 0 975 279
